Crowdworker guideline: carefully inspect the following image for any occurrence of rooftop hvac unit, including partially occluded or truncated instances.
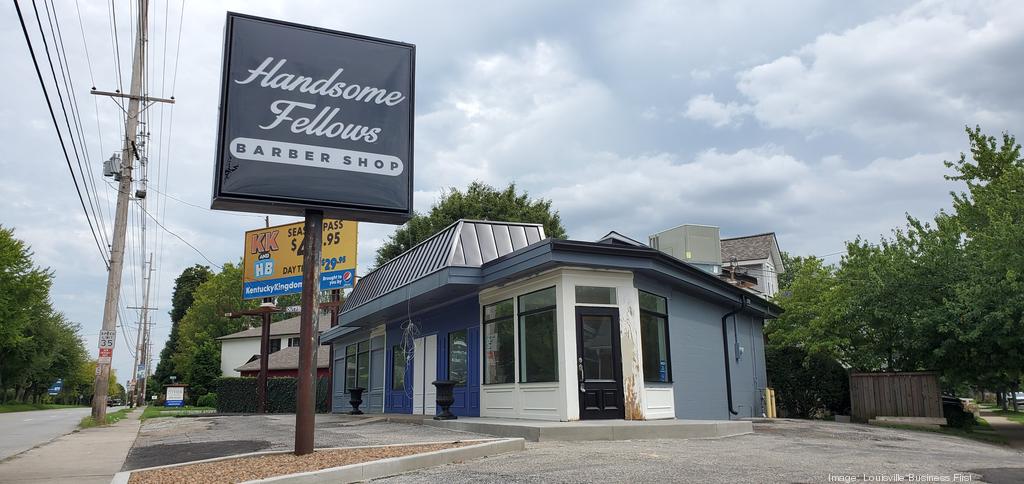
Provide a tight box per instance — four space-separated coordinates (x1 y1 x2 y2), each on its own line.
648 224 722 274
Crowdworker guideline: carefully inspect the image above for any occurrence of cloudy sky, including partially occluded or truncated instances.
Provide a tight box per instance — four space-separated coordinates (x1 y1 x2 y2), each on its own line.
2 0 1022 385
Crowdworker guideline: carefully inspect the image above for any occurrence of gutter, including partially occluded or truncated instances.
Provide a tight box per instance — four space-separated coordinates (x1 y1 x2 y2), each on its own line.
721 296 748 417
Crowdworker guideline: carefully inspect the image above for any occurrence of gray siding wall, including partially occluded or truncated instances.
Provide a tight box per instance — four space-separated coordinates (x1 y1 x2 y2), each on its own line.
637 276 767 420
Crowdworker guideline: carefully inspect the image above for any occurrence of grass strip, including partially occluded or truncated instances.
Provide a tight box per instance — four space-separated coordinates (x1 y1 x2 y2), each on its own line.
988 409 1024 424
873 422 1007 446
140 405 215 421
79 408 132 428
0 403 85 413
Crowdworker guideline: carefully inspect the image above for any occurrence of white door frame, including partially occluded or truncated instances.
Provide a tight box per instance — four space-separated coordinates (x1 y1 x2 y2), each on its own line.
412 334 437 415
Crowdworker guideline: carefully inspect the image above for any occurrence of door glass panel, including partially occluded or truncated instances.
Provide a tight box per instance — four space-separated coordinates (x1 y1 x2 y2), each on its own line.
581 315 614 380
448 330 468 385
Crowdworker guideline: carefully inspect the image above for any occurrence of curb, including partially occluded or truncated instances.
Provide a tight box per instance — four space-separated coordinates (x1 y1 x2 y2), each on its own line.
111 438 524 484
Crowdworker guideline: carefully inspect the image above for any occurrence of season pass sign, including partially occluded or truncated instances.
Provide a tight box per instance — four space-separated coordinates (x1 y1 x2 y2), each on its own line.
243 219 357 299
212 13 415 223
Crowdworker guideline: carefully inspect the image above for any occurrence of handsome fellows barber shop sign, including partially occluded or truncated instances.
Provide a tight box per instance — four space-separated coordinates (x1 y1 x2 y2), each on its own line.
212 13 415 223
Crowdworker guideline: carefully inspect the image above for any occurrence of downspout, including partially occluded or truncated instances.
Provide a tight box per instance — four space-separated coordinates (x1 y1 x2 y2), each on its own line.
722 296 748 416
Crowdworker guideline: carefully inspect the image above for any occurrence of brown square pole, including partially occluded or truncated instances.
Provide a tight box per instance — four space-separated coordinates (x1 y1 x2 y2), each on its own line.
258 298 273 414
225 303 282 414
295 210 323 455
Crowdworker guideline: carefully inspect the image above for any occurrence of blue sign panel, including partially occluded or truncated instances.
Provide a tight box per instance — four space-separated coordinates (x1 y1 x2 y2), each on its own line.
47 379 63 396
243 269 355 298
165 386 185 407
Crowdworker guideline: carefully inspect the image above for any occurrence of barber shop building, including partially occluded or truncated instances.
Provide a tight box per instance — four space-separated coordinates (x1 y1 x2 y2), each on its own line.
321 220 778 422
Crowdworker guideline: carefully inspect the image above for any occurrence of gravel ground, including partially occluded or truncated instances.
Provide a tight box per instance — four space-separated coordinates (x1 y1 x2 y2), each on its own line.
124 414 489 470
128 442 469 484
377 419 1024 484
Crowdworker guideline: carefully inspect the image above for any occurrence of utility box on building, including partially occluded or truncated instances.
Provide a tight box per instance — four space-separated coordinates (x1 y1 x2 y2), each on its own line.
649 224 722 274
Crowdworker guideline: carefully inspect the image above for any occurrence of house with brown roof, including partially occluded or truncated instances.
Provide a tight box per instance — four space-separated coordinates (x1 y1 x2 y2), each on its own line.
720 233 785 298
217 313 333 377
233 345 331 379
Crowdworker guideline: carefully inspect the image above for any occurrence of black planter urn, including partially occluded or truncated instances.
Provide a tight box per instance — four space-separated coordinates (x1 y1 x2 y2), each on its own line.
432 380 457 420
348 387 366 415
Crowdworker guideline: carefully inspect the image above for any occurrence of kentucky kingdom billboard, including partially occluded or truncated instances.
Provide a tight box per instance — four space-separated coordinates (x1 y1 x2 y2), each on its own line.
242 219 357 299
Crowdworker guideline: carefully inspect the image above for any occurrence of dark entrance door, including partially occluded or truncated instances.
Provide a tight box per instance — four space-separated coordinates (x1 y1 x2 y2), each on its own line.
576 307 625 420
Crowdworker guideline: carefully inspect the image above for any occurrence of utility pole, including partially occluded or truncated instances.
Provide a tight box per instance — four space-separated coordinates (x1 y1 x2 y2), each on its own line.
128 265 143 407
88 0 161 420
129 255 155 407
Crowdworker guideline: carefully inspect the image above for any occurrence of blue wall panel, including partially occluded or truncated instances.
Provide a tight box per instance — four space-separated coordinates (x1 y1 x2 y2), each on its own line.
382 296 481 416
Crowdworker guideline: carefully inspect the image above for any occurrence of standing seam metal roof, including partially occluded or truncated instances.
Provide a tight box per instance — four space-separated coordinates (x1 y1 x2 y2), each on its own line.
344 220 544 311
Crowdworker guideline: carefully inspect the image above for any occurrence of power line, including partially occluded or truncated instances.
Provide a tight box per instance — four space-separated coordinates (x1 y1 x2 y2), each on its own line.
15 0 109 270
43 0 112 249
137 200 217 266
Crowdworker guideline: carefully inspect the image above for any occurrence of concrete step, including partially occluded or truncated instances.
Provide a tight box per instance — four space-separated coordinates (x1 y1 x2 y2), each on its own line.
421 417 753 442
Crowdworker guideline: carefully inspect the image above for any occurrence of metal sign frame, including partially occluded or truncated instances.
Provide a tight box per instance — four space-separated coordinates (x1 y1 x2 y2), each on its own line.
211 12 415 224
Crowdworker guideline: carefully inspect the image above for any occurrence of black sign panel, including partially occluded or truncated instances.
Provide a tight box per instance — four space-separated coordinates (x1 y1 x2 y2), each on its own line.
212 13 414 223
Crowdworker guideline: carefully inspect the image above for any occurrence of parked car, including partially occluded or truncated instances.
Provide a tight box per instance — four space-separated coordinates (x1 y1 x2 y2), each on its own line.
1014 392 1024 406
106 396 122 407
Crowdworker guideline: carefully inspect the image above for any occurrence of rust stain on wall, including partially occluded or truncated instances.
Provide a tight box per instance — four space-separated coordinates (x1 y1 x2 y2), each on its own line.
621 305 644 420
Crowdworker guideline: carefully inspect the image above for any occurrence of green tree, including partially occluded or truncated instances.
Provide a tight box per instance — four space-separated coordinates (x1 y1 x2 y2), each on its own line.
374 181 568 266
765 256 846 361
943 127 1024 395
172 262 253 386
187 340 221 398
0 226 53 396
153 265 213 388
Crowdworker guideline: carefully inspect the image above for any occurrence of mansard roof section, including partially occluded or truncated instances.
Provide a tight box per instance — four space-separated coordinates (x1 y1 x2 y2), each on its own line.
342 220 545 312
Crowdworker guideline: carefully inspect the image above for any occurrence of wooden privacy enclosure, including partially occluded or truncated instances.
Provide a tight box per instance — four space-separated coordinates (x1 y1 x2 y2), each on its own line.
849 371 942 422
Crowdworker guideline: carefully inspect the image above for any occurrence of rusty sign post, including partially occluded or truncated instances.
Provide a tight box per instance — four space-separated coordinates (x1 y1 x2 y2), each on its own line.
295 210 323 455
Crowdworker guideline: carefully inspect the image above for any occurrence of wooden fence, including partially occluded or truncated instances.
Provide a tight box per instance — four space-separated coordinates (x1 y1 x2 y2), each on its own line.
849 371 942 422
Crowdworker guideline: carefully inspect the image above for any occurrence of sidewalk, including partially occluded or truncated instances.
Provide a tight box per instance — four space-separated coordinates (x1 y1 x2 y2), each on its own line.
0 409 142 483
981 410 1024 450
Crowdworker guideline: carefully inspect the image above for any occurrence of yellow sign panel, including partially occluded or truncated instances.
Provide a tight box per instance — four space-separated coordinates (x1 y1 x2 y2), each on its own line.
242 219 357 299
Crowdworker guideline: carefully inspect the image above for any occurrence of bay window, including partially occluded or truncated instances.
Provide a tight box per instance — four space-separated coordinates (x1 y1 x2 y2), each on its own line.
518 287 558 383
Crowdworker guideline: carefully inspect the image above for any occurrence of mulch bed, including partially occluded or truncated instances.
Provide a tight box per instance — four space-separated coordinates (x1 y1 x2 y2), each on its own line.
128 441 472 484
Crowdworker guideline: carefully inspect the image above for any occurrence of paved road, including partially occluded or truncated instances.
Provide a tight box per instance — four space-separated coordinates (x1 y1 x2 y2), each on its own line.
0 406 96 460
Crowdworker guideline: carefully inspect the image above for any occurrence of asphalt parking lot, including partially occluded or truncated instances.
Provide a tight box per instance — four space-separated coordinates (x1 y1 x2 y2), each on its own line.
379 419 1024 483
125 416 1024 483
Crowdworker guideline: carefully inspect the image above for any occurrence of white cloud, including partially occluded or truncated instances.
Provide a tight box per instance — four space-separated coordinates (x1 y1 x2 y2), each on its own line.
683 94 752 127
543 145 959 257
732 0 1024 142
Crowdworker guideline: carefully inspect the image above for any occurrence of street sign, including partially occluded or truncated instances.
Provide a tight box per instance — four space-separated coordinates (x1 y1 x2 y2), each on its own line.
47 379 63 396
98 329 115 364
242 219 357 299
211 12 415 224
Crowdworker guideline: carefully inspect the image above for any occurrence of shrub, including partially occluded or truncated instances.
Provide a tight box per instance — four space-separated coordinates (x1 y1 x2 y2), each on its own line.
943 399 977 429
196 393 217 408
767 345 850 418
214 376 330 413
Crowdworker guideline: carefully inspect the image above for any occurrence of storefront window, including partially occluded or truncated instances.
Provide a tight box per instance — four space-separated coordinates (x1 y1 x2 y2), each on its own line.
639 291 671 383
448 330 468 386
483 299 514 384
391 345 405 391
346 341 371 390
519 287 558 383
